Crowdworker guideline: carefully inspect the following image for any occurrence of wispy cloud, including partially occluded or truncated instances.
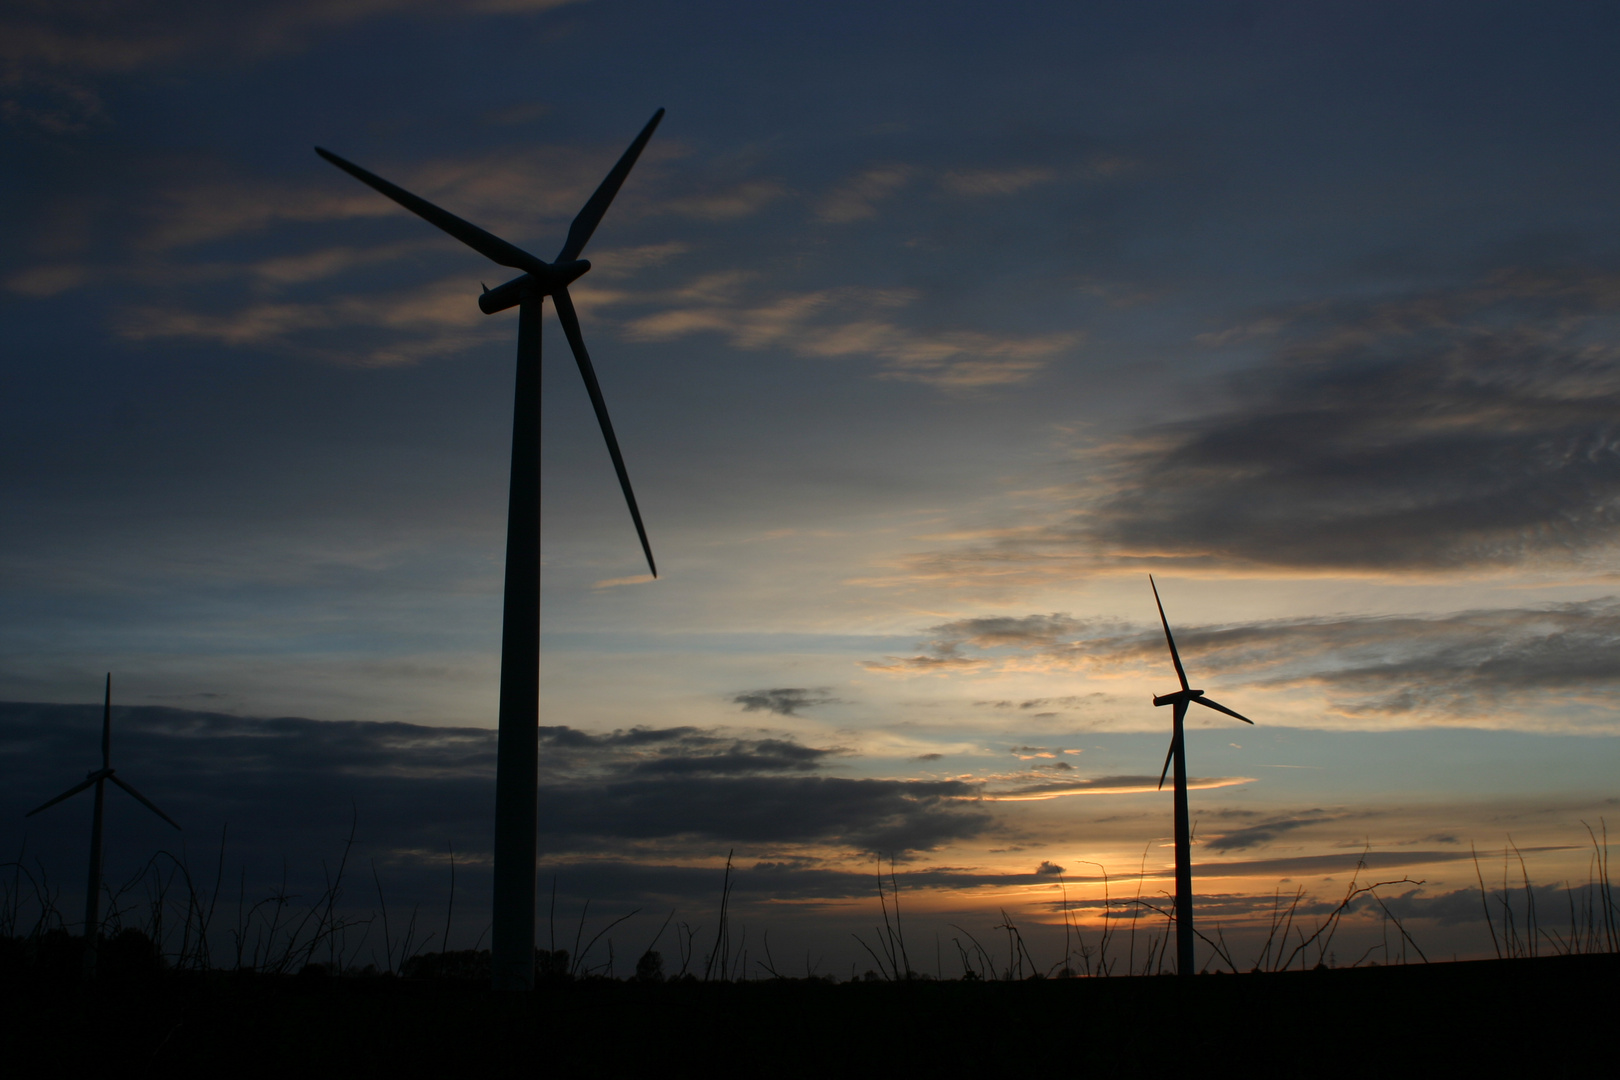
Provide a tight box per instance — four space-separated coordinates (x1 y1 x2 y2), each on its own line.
116 274 497 365
1 65 106 133
938 166 1056 197
3 261 97 296
864 598 1620 729
0 1 586 77
816 165 911 223
984 774 1254 801
1202 810 1343 852
139 148 609 251
664 180 788 221
624 283 1079 390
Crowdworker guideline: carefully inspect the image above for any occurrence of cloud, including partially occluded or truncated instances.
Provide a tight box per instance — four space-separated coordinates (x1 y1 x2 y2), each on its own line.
732 687 839 716
940 614 1096 649
585 242 691 279
139 147 612 252
538 775 988 854
246 241 442 287
663 181 788 221
1094 270 1620 571
1202 811 1342 852
535 723 846 777
985 774 1254 801
817 166 912 223
591 573 656 588
3 262 96 297
1 65 106 133
862 613 1114 676
939 167 1056 197
1186 848 1546 882
0 1 585 77
115 275 497 364
624 283 1079 390
534 723 989 852
479 100 550 127
924 269 1620 584
1035 859 1064 875
861 653 990 675
867 597 1620 728
0 702 989 909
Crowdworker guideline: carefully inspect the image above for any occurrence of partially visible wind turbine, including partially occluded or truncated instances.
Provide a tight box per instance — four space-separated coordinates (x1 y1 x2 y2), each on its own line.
316 110 665 990
1147 575 1253 977
26 674 181 974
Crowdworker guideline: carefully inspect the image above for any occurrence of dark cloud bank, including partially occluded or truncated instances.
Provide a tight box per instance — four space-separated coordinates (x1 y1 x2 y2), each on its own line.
0 702 991 923
0 704 1552 965
1094 269 1620 570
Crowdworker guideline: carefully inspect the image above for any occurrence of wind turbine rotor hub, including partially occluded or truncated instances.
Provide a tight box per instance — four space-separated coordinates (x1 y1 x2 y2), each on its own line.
1151 689 1204 707
551 258 591 286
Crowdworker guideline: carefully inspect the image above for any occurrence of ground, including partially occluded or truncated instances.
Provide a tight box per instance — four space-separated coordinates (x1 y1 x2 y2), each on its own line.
1 952 1613 1076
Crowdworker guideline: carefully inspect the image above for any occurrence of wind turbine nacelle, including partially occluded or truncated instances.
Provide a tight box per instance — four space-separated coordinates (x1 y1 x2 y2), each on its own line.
478 260 592 315
480 276 528 314
1152 689 1204 707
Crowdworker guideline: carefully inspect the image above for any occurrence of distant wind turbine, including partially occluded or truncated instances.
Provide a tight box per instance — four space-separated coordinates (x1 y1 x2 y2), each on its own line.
26 675 181 974
316 110 665 990
1147 576 1254 977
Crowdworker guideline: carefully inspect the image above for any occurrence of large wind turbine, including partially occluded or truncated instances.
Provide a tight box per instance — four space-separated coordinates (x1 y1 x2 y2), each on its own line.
26 675 181 974
1147 576 1254 977
316 110 664 990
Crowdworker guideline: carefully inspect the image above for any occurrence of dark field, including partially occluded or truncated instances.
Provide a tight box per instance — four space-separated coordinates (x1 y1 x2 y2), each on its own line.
2 952 1614 1077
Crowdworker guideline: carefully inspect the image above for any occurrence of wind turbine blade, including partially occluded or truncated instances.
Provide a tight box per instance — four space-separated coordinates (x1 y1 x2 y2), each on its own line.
314 148 544 274
1149 574 1190 692
25 775 98 817
101 673 111 770
552 287 657 577
108 775 181 831
554 109 665 264
1193 696 1255 725
1157 736 1176 791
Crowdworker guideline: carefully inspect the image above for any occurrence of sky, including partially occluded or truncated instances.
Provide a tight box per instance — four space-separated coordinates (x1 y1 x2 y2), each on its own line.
4 0 1620 976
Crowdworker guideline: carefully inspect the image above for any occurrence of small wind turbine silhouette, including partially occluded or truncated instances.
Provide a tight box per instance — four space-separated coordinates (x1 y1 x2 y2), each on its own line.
26 675 180 974
1147 576 1253 976
316 110 664 990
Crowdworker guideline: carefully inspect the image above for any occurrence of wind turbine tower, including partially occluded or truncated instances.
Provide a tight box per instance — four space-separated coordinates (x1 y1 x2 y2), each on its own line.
317 111 665 990
1147 576 1255 976
26 674 182 974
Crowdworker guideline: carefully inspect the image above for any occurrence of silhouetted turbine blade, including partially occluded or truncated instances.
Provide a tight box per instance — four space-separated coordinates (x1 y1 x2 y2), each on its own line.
25 775 98 817
1158 735 1176 791
554 109 665 264
1148 575 1190 692
552 287 657 577
314 148 544 274
109 775 181 831
1193 696 1255 725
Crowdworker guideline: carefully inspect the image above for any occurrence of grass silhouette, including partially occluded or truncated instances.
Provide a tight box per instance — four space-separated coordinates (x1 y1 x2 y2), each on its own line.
4 823 1620 1071
6 821 1620 984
